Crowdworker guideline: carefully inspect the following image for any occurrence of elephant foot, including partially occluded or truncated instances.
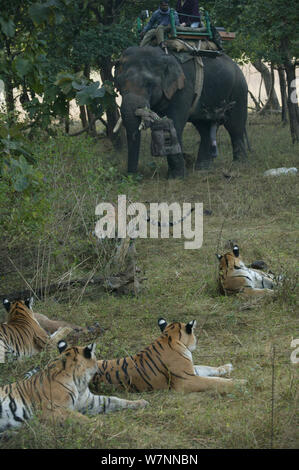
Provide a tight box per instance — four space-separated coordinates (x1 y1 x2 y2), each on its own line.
195 159 213 170
167 168 186 179
232 155 248 165
167 154 186 179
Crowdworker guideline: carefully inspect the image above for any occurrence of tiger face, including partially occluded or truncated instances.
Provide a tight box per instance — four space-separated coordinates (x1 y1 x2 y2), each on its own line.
158 318 197 353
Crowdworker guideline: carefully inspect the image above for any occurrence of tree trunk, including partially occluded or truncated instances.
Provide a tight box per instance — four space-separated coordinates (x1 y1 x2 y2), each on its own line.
253 59 280 110
3 40 14 116
280 37 299 143
258 64 276 116
277 66 288 124
86 106 97 136
65 102 70 134
79 105 88 129
4 77 14 114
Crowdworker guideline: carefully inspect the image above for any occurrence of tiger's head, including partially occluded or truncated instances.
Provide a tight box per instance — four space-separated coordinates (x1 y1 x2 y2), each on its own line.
157 318 197 352
2 297 35 321
55 341 99 389
216 244 242 271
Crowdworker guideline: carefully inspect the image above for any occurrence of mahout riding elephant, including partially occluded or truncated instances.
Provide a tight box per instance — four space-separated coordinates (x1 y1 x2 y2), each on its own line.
115 46 248 178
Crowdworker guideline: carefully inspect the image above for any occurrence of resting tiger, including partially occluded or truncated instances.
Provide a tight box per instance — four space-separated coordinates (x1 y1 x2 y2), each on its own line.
0 341 149 433
217 244 278 296
91 318 244 394
2 296 87 336
0 298 72 362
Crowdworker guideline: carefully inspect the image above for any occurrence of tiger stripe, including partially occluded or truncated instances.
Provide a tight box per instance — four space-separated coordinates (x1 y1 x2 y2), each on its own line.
0 342 148 433
0 299 49 361
217 245 278 297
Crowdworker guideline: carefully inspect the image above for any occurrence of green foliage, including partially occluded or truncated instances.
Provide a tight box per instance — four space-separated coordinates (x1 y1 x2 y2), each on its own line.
2 156 43 193
0 110 48 237
0 17 15 37
201 0 299 64
0 111 42 191
55 71 116 118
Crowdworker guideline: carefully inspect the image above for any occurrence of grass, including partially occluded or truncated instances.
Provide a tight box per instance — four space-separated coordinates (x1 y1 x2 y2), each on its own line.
0 114 298 449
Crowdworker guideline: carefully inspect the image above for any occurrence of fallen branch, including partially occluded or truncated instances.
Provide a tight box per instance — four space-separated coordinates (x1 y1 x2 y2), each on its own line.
2 239 145 301
68 117 98 137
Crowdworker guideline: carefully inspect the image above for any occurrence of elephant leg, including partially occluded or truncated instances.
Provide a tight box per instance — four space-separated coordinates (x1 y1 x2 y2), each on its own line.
166 97 193 178
224 107 247 162
127 130 141 173
225 126 247 162
193 120 216 170
166 111 189 179
166 154 185 179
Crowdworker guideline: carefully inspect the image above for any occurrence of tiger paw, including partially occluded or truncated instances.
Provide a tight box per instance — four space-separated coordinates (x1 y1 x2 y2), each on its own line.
131 399 149 409
233 379 247 386
218 363 234 376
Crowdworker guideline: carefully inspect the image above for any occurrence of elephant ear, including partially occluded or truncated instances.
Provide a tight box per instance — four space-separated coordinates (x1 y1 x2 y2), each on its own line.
161 55 185 100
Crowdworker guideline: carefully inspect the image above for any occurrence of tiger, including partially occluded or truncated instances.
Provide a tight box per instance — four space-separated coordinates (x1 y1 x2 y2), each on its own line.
0 341 149 433
91 318 245 394
216 244 278 296
2 296 88 336
0 298 72 362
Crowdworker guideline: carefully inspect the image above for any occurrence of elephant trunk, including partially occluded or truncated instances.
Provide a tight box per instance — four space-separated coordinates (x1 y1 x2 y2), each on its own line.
121 92 150 173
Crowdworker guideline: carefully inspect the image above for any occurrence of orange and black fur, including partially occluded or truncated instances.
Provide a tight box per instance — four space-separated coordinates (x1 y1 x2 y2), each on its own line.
92 318 244 394
217 244 277 296
0 298 72 361
0 341 148 433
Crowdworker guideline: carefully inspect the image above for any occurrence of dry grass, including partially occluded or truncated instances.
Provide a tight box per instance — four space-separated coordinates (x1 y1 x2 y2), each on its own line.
0 114 298 449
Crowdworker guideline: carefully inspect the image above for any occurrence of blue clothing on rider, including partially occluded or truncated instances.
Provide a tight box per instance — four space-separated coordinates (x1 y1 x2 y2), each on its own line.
142 2 180 33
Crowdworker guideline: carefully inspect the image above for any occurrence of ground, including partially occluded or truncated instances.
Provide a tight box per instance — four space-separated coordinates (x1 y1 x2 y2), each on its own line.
0 114 298 449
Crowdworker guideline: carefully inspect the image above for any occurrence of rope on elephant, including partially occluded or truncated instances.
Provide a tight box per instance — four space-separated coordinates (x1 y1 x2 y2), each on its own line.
166 38 206 116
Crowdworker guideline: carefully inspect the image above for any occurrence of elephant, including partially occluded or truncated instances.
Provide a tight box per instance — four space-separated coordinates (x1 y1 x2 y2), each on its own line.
115 46 248 178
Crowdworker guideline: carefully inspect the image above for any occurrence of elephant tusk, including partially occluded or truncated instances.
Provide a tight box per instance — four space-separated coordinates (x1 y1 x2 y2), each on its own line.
113 116 123 133
139 120 145 131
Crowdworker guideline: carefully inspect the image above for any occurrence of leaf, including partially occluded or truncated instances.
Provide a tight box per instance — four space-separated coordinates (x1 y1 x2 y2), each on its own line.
28 4 51 25
0 18 15 37
71 80 87 91
14 57 32 78
13 175 29 192
76 82 106 106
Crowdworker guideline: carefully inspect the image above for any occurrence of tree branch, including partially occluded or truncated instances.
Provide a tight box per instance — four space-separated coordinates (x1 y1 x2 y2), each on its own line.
68 117 98 137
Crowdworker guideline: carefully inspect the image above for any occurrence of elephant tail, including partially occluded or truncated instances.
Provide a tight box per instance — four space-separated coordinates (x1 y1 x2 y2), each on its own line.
244 127 251 152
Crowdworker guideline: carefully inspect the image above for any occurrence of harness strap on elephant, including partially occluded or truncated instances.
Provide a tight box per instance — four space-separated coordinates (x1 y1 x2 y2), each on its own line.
168 39 206 115
140 36 205 118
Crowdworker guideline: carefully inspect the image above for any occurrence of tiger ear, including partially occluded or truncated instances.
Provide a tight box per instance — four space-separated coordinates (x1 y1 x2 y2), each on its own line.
84 343 96 359
3 298 10 312
158 318 167 332
186 320 196 335
216 254 222 260
25 297 34 310
233 245 239 257
58 340 67 354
